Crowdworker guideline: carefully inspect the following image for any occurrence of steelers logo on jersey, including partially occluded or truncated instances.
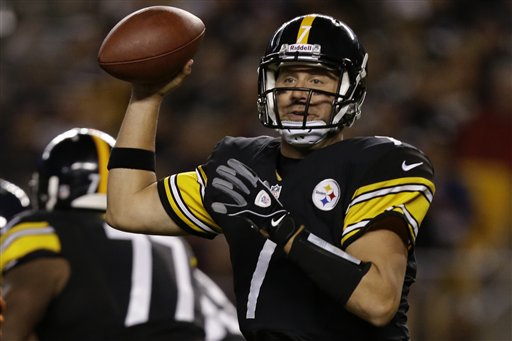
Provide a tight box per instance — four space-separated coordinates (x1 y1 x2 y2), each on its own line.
312 179 340 211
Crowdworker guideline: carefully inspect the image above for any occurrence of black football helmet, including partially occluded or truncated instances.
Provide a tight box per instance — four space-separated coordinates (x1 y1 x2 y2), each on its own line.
257 14 368 146
0 179 31 228
33 128 115 211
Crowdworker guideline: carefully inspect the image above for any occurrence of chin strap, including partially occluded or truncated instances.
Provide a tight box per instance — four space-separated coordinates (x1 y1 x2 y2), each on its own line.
278 120 338 147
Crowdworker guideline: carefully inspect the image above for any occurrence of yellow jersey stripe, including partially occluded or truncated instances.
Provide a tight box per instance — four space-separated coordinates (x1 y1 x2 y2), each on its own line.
196 166 207 198
275 170 282 182
341 225 365 246
162 176 201 233
349 177 435 210
296 15 316 44
174 173 220 233
197 165 207 185
390 205 418 242
1 221 50 244
341 177 435 246
345 191 427 225
163 174 220 235
1 225 60 271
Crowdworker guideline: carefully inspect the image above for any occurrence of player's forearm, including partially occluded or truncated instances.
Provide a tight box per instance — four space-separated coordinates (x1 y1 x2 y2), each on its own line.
344 263 403 326
285 228 405 326
107 64 195 235
106 168 156 232
106 93 161 231
114 92 163 149
344 229 407 326
285 229 371 307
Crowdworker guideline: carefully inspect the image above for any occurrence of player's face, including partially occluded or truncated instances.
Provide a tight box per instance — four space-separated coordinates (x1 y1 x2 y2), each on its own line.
275 65 338 123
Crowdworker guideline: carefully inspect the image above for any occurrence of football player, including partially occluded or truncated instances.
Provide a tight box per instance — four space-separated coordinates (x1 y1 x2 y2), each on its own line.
0 128 243 341
0 178 31 338
106 14 436 340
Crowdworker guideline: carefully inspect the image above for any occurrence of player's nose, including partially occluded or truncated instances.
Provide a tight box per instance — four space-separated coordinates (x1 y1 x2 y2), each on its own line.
289 87 308 102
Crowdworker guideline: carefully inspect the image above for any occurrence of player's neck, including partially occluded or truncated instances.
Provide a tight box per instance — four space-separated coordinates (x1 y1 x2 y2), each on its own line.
280 131 344 159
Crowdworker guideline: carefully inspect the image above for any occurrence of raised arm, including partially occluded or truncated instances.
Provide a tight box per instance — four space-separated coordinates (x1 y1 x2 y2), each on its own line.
105 60 194 236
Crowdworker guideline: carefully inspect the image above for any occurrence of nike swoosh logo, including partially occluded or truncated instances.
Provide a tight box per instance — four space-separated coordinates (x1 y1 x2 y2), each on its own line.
270 215 286 228
402 161 423 171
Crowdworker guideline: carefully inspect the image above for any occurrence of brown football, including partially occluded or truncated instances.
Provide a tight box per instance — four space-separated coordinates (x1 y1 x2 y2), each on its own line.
98 6 205 83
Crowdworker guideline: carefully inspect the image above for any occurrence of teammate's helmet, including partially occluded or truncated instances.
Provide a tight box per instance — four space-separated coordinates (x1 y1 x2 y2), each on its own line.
257 14 368 146
0 179 31 228
33 128 115 211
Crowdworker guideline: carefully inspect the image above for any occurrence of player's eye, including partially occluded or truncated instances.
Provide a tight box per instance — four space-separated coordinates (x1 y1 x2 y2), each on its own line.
280 76 296 85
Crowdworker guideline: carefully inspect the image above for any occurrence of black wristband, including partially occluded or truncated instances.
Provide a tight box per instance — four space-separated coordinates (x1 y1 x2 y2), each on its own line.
288 229 371 305
108 147 156 171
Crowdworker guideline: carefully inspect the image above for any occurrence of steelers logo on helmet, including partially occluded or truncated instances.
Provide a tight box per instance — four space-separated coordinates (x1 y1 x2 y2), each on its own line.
312 179 340 211
34 128 115 211
257 14 368 147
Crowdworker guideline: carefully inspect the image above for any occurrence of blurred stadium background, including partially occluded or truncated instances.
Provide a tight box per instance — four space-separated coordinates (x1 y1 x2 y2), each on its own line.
0 0 510 339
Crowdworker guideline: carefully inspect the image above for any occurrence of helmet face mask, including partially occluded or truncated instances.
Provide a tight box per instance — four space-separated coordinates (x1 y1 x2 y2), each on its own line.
257 14 368 146
33 128 115 211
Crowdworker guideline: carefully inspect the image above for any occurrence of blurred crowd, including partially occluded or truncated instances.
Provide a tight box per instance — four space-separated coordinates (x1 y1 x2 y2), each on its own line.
0 0 510 340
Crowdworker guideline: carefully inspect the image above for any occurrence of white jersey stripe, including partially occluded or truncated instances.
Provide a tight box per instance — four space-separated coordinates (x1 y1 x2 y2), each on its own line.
1 227 55 252
398 204 419 237
342 220 370 237
246 240 276 319
169 175 217 234
347 184 433 213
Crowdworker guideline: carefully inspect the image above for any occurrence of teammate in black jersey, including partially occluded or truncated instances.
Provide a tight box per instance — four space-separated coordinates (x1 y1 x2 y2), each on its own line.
106 14 435 340
0 178 32 338
0 128 243 341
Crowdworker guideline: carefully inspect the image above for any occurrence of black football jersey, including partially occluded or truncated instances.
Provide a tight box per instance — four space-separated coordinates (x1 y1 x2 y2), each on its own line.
158 135 435 340
0 210 205 341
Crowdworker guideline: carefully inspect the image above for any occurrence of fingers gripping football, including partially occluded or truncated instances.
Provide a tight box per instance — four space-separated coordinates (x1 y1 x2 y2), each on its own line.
211 159 298 246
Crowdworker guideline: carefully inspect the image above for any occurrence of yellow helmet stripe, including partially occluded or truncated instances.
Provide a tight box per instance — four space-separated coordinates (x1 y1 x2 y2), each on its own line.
296 15 316 44
91 135 110 193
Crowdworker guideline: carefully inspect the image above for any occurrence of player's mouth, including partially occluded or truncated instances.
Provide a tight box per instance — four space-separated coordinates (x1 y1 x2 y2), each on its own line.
285 111 317 121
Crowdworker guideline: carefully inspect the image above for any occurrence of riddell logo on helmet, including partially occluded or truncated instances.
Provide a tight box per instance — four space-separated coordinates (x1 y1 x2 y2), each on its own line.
284 44 321 54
